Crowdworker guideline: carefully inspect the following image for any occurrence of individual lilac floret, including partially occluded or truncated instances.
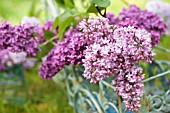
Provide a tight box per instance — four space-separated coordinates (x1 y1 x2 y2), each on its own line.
119 5 167 46
106 12 119 25
146 0 170 35
112 66 144 112
39 25 87 79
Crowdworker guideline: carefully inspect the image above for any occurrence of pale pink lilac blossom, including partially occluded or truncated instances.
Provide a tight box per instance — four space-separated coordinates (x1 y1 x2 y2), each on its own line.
79 17 155 111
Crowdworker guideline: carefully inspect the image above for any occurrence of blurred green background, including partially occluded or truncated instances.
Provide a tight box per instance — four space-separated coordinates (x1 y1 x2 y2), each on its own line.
0 0 170 113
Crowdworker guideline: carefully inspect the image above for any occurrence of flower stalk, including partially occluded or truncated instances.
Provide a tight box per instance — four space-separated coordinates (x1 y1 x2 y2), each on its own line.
118 95 122 113
142 70 170 83
39 36 57 48
155 46 170 54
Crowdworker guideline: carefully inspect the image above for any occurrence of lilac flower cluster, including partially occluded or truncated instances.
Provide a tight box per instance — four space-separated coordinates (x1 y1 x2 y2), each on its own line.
11 24 41 56
119 5 167 46
79 17 155 111
39 26 87 79
80 17 116 83
0 21 41 56
146 0 170 35
112 26 154 112
80 18 154 82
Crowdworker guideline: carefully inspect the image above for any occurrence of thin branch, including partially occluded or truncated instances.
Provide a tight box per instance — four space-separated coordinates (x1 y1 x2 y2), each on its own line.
142 70 170 83
38 36 56 48
94 3 106 18
155 46 170 54
118 95 122 113
103 8 106 17
95 6 106 17
120 0 129 6
79 88 103 113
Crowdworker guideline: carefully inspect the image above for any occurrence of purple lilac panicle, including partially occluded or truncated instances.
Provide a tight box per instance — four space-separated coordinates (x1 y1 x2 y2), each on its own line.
146 0 170 35
119 5 167 46
39 25 87 79
11 23 41 56
0 21 41 56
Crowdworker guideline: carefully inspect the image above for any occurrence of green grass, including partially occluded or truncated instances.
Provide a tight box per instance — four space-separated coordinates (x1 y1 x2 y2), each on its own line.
0 64 73 113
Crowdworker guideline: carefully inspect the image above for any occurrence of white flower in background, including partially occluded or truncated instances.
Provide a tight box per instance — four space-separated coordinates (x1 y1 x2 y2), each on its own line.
1 50 27 67
146 0 170 35
23 58 38 69
21 16 41 27
0 50 37 70
9 52 27 65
